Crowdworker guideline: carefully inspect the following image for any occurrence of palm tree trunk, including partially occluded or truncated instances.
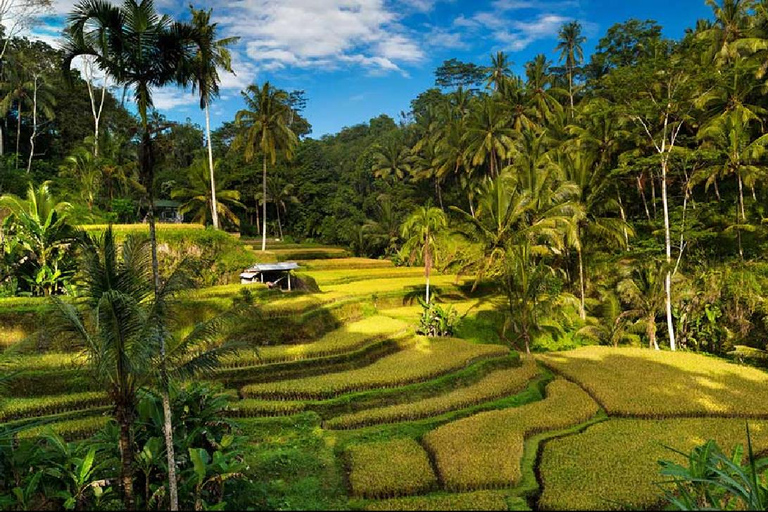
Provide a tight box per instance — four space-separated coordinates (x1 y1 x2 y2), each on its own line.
141 126 179 511
616 186 629 249
15 102 21 170
661 159 676 351
161 389 179 511
648 315 659 350
262 154 268 251
425 234 431 304
577 247 586 320
568 68 574 114
1 123 4 156
205 104 219 230
276 203 283 240
637 175 651 221
738 172 746 221
117 413 136 510
26 77 37 174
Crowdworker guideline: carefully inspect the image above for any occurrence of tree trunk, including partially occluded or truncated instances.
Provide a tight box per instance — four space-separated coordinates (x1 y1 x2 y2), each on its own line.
616 186 629 249
162 389 179 511
140 126 179 511
648 314 659 350
637 175 651 222
0 123 4 156
118 416 136 510
15 102 21 170
424 231 431 304
661 159 676 351
26 77 37 174
435 177 443 210
205 104 219 230
651 174 657 219
262 155 268 251
577 247 586 320
276 203 283 240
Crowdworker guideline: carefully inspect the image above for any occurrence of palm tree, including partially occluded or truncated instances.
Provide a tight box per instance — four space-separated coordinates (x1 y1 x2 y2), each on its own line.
700 0 751 65
555 21 586 112
363 194 402 256
696 110 768 258
525 54 564 124
463 96 514 179
59 148 102 212
486 51 512 92
24 68 56 174
62 3 201 508
401 206 447 304
371 137 412 181
52 228 237 510
616 259 675 350
234 82 298 252
266 175 298 239
189 6 238 230
172 158 244 227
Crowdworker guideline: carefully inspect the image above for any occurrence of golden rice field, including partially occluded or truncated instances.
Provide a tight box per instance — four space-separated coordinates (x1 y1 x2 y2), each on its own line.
537 346 768 417
241 337 509 399
422 380 600 491
346 438 438 498
538 418 768 510
326 361 540 429
365 491 529 511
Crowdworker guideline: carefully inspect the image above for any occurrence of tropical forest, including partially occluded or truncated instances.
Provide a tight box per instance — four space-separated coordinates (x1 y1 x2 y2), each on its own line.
3 0 768 510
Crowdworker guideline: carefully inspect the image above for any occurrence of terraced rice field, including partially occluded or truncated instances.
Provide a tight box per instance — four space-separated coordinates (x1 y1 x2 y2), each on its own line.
6 242 768 510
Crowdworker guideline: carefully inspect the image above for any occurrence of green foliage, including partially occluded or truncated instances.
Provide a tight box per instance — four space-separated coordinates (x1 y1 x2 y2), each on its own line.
417 298 458 337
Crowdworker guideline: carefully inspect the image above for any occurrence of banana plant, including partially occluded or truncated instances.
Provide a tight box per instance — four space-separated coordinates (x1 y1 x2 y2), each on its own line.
186 435 246 511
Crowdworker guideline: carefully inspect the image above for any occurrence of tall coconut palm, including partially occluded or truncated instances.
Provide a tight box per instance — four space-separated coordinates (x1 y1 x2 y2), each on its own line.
52 227 237 510
463 96 514 179
234 82 298 252
189 6 238 230
486 51 512 92
62 2 201 508
172 158 244 227
401 206 447 304
555 21 586 112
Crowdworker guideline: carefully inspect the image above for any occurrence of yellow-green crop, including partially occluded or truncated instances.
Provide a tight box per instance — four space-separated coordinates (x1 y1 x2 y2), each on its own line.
346 438 437 498
365 491 528 511
538 418 768 510
423 379 599 491
241 338 509 400
538 346 768 417
326 361 540 429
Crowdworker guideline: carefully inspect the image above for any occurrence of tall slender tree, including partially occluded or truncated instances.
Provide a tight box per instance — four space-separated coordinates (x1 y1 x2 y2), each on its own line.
62 2 201 508
401 206 447 304
234 82 298 251
189 6 238 230
556 21 586 113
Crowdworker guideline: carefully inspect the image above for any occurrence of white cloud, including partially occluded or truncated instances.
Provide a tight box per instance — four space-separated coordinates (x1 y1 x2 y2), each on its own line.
149 88 198 111
216 0 424 75
454 0 586 52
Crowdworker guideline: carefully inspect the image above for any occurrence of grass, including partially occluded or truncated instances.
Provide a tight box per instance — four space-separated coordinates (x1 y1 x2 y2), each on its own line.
219 316 409 369
365 491 530 511
17 415 110 441
537 346 768 417
302 258 394 271
305 267 424 286
325 361 540 429
322 275 462 296
422 379 599 491
538 418 768 511
346 438 437 498
0 392 108 422
241 337 509 400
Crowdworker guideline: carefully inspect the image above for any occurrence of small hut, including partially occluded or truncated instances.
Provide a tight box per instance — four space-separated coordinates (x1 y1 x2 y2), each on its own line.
240 262 300 291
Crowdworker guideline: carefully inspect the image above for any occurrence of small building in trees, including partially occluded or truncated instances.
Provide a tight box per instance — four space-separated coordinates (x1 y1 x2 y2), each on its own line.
240 262 300 291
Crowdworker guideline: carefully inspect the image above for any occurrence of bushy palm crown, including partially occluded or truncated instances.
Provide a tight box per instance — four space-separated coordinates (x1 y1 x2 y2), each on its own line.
172 158 244 226
234 83 297 164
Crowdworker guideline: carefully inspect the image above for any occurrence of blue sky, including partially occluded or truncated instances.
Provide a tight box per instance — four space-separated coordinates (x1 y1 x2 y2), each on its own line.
31 0 713 137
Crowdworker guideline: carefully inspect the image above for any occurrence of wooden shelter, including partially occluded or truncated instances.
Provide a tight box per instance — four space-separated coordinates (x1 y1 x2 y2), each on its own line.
240 262 300 291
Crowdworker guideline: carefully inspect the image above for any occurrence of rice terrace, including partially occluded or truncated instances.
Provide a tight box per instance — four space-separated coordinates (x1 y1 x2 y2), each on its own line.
4 0 768 510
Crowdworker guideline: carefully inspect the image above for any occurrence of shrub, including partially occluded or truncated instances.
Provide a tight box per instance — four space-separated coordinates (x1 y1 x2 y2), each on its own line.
326 361 540 429
422 379 599 491
417 299 458 337
538 418 768 511
365 491 527 511
241 338 509 400
537 346 768 417
346 438 437 498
